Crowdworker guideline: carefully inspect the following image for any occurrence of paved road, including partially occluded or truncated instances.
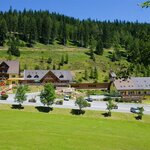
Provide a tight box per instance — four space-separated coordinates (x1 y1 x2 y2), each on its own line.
0 92 150 114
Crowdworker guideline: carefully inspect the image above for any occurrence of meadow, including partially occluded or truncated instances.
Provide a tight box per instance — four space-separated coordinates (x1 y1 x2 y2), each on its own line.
0 42 129 82
0 104 150 150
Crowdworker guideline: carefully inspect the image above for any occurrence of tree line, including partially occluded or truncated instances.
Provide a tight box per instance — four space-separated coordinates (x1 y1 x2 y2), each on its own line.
0 8 150 66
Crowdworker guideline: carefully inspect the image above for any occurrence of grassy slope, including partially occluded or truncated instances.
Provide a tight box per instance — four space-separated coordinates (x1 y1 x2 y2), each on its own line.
0 42 129 82
0 104 150 150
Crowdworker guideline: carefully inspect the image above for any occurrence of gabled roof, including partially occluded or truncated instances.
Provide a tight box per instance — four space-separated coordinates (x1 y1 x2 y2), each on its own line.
0 61 19 74
114 77 150 91
24 70 73 82
24 70 49 80
51 70 73 81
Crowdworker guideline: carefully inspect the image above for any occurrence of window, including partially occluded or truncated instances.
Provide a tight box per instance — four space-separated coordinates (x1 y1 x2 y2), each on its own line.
27 74 32 78
34 75 39 78
59 74 64 78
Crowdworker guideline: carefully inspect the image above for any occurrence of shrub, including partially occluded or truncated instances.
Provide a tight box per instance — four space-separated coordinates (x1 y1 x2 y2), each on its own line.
0 94 8 100
103 97 111 101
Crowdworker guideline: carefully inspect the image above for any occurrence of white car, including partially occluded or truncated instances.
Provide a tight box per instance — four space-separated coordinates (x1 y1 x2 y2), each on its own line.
64 95 69 101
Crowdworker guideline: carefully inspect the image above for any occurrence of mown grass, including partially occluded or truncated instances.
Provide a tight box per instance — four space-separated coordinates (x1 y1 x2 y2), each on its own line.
0 42 130 82
0 104 150 150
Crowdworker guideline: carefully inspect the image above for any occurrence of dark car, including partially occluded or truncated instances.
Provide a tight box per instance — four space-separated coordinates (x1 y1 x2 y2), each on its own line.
112 104 118 109
85 97 93 102
130 107 139 113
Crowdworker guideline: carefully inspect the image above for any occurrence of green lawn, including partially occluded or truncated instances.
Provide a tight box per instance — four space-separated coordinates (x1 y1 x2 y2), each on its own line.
0 104 150 150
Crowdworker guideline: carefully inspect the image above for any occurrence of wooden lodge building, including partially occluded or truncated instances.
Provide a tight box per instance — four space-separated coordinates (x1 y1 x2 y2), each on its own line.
0 61 22 85
113 77 150 97
22 70 73 86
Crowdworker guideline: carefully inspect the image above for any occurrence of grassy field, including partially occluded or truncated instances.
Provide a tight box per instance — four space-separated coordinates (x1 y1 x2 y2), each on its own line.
0 42 129 82
0 104 150 150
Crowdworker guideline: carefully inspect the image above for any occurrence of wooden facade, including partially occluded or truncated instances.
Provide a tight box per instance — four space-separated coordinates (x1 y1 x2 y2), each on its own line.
71 83 109 90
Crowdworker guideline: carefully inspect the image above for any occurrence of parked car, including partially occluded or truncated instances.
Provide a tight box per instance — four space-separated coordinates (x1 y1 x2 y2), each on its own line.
112 104 118 109
85 97 93 102
130 107 140 113
64 95 69 101
28 98 36 103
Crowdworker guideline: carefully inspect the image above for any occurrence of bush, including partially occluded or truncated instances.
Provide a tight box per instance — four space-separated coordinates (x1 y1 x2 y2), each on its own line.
55 100 63 105
0 94 8 100
115 98 123 102
103 97 111 101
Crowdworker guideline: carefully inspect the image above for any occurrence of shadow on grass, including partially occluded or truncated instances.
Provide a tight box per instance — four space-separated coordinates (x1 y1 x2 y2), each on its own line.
135 116 142 120
35 106 53 113
70 109 85 115
101 112 111 117
11 104 24 110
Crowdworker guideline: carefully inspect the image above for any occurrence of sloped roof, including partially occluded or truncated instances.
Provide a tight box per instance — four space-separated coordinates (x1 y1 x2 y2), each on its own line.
0 61 19 74
24 70 49 80
114 77 150 91
51 70 73 81
24 70 73 81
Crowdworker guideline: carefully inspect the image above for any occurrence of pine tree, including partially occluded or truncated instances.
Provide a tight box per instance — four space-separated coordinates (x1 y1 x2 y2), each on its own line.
7 36 20 57
90 68 94 79
53 64 56 70
50 20 57 44
35 65 40 70
89 48 95 61
94 67 98 80
64 53 69 64
84 69 88 80
41 16 51 44
24 64 28 70
0 18 8 46
95 40 103 55
60 55 64 66
47 56 52 64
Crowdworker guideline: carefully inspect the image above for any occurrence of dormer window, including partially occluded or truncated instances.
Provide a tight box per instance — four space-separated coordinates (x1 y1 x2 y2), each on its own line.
59 74 64 78
34 75 39 78
27 74 32 78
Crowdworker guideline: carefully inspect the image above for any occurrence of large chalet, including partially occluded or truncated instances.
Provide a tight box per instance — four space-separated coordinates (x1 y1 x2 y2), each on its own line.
113 77 150 97
22 70 73 86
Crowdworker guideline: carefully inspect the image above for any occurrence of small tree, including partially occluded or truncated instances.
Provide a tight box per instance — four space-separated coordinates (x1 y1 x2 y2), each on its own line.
95 39 103 55
60 55 64 66
47 56 52 64
35 65 40 70
75 96 90 114
40 83 55 107
89 48 95 61
64 53 69 64
137 107 144 120
94 67 98 80
53 64 56 70
84 69 88 80
15 85 27 106
24 64 28 70
90 67 94 79
7 37 20 57
106 98 114 117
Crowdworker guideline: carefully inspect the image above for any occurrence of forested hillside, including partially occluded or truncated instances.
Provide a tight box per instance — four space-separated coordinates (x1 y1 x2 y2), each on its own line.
0 8 150 80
